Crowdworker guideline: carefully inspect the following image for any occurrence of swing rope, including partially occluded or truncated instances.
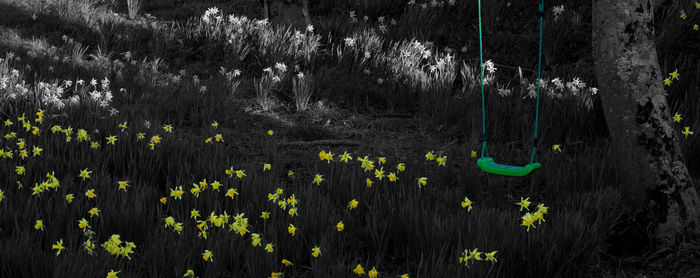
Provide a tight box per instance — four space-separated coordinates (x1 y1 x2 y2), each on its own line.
476 0 544 177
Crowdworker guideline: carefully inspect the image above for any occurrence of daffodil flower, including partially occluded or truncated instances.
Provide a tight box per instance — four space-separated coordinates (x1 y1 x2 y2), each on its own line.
336 221 344 231
282 259 293 266
52 239 65 256
313 174 324 185
89 207 100 217
682 127 694 138
106 135 117 145
261 211 270 220
226 188 239 199
202 249 213 262
267 129 274 136
163 124 173 133
396 162 406 172
191 209 200 219
118 181 129 192
368 267 378 278
341 151 352 163
288 224 296 236
485 251 497 263
212 121 219 128
353 264 365 275
35 219 44 231
378 157 386 164
516 197 531 211
436 155 447 166
388 172 398 182
312 246 321 257
263 163 271 171
265 243 274 253
673 112 682 123
521 213 536 231
663 77 672 86
184 269 196 277
418 177 428 188
348 199 359 210
461 197 473 212
425 151 435 160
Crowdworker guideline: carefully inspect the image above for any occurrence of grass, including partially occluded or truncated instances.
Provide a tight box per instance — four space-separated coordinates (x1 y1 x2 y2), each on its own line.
0 0 699 277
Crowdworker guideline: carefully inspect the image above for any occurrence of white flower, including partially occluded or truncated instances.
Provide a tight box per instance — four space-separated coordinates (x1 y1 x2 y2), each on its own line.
275 62 287 73
108 107 119 116
144 120 151 129
263 67 272 73
590 87 598 95
553 5 565 16
421 3 428 9
390 19 397 25
461 46 468 53
377 16 385 24
344 37 356 47
422 50 431 59
378 24 387 33
377 78 384 84
200 86 207 93
272 76 281 83
297 72 305 79
90 78 97 86
364 51 371 59
498 88 512 97
77 79 85 86
306 25 314 32
203 7 221 23
233 69 241 77
483 60 497 74
448 0 456 5
11 69 19 77
572 77 586 89
408 0 415 5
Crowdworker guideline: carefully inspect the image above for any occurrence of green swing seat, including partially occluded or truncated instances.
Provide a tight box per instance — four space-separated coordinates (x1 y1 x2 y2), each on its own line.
477 157 541 177
475 0 546 177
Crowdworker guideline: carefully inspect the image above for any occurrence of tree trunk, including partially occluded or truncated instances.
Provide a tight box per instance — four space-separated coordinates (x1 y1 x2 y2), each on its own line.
261 0 312 30
592 0 700 247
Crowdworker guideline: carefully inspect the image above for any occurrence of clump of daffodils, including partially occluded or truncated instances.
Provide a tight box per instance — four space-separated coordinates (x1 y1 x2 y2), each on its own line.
458 248 497 267
516 197 549 232
101 234 136 260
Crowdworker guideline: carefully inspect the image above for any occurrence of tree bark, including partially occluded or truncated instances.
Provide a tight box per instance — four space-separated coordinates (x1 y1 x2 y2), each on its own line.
592 0 700 247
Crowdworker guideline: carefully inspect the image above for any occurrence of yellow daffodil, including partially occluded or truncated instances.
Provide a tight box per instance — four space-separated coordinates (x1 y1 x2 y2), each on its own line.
265 243 274 253
353 264 365 275
261 211 270 220
106 269 120 278
663 77 672 86
170 186 184 200
90 141 100 149
118 181 129 191
348 199 359 210
552 144 561 152
282 259 293 266
516 197 531 211
471 150 477 158
375 167 385 180
0 189 5 203
164 216 175 228
251 233 261 246
694 24 699 31
226 188 239 199
288 223 297 236
79 168 92 180
341 151 352 163
202 249 213 262
388 172 398 182
366 178 373 188
66 194 74 204
673 112 682 123
211 180 222 191
190 184 201 198
235 170 246 179
378 157 386 164
532 211 545 224
396 162 406 172
288 207 298 217
106 135 117 145
418 177 428 188
485 251 497 263
85 189 96 199
368 267 378 278
267 129 274 135
35 219 44 231
263 163 271 171
118 122 128 131
15 166 25 175
4 119 12 126
151 135 161 144
163 124 173 133
191 209 200 219
336 221 344 231
78 218 90 231
461 197 473 212
313 174 324 185
669 69 680 80
436 155 447 166
88 208 100 217
212 121 219 128
52 239 65 256
312 246 321 257
401 274 409 278
215 134 223 142
522 212 536 231
32 145 42 156
680 10 687 19
425 151 435 160
160 197 168 204
184 269 195 277
537 203 549 214
270 272 282 278
469 248 483 261
288 170 294 176
682 127 694 138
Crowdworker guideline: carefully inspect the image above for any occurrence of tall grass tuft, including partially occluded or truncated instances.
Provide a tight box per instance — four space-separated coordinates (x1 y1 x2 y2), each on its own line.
292 72 313 112
127 0 142 20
